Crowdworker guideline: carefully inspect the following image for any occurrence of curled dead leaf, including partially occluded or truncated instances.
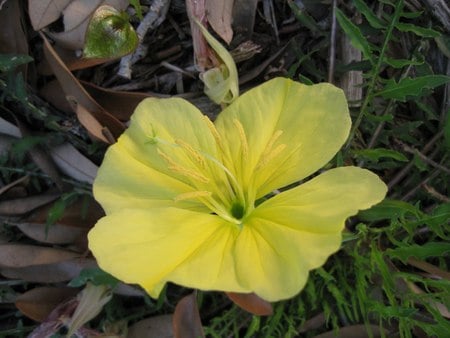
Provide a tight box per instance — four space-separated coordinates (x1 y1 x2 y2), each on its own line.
173 293 205 338
226 292 273 316
15 286 78 322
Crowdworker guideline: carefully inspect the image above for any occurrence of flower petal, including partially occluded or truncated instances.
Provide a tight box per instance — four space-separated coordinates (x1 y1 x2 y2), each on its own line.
94 97 227 214
88 208 247 298
234 166 387 301
214 77 351 199
94 144 207 214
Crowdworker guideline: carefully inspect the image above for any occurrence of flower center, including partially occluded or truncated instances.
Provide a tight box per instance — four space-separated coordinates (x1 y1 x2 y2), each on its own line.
230 201 245 220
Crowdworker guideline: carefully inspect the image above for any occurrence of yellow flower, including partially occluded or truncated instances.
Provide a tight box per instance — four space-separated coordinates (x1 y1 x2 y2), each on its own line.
88 77 387 302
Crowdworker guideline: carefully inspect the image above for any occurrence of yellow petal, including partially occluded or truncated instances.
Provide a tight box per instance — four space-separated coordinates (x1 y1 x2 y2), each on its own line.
253 166 387 232
94 97 227 214
234 222 340 302
94 144 207 214
214 77 351 199
88 208 246 298
233 166 387 301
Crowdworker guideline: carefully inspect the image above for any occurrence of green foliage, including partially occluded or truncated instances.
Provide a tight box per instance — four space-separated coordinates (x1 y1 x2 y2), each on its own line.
69 268 120 288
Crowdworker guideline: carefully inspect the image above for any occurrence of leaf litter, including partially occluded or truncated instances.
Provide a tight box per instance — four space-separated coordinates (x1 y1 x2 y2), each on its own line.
0 0 449 336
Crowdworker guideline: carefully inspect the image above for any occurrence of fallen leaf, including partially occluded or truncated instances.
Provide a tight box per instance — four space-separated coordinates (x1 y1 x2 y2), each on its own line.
406 281 450 319
226 292 273 316
173 293 205 338
231 0 259 39
127 315 174 338
0 175 29 197
0 244 80 268
0 117 21 137
205 0 234 44
1 258 97 283
15 286 78 322
41 32 125 140
28 0 72 30
50 143 99 184
39 79 73 113
72 99 111 143
0 193 60 216
17 223 87 244
81 81 161 120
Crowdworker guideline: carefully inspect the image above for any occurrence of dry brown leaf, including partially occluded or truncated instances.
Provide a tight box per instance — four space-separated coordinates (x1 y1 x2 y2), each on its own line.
127 315 174 338
0 244 80 268
50 143 98 184
15 286 78 322
41 32 125 140
81 81 161 120
73 100 111 143
313 325 384 338
173 293 205 338
406 281 450 319
226 292 273 316
407 257 450 281
0 193 59 216
231 0 259 39
26 195 103 228
1 258 97 283
39 80 73 113
205 0 234 44
0 0 29 75
17 223 87 244
28 0 72 31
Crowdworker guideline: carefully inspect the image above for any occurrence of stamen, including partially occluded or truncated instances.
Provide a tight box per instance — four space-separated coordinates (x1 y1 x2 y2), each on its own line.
175 139 206 167
158 149 210 183
266 130 284 153
174 190 212 202
256 144 286 169
203 116 225 150
233 119 249 161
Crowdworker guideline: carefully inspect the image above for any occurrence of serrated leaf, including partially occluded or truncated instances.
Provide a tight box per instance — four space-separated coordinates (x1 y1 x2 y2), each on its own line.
396 22 441 38
387 242 450 263
383 57 423 68
358 199 420 222
353 0 385 29
354 148 408 162
376 75 450 101
0 54 33 72
83 5 138 59
335 8 373 64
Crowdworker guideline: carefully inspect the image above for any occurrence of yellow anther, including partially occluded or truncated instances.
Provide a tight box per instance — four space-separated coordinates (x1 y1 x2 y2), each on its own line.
157 149 210 183
257 144 286 169
266 130 284 153
233 119 249 160
174 190 212 202
175 139 206 167
203 116 224 149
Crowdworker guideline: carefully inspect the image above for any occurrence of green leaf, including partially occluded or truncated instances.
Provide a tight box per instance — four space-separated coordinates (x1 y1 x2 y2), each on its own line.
376 75 450 101
387 242 450 263
287 0 323 36
358 199 420 222
83 5 138 59
383 57 423 68
0 54 33 72
335 8 373 63
69 268 119 288
395 22 441 38
354 148 408 162
353 0 386 29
